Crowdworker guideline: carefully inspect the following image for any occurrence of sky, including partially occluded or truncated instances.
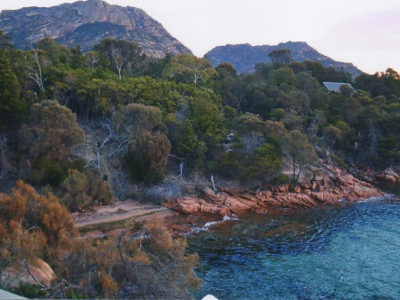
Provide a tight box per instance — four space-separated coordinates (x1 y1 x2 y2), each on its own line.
1 0 399 74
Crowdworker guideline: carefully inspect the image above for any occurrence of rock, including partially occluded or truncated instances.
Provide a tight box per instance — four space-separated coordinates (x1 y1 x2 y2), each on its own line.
293 185 301 193
2 259 56 289
376 168 400 184
205 42 362 77
0 0 192 56
163 165 384 217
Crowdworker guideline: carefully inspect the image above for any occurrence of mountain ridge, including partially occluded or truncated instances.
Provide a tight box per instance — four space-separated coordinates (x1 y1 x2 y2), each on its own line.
205 41 362 77
0 0 192 57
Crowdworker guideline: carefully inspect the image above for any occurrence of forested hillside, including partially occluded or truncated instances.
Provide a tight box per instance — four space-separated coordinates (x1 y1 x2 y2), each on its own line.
1 29 400 298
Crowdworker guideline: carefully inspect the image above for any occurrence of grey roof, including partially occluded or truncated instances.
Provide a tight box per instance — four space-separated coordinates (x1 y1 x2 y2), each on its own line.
0 289 26 299
323 82 356 94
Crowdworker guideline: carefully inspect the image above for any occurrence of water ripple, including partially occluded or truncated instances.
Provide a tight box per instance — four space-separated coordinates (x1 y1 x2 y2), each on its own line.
190 197 400 300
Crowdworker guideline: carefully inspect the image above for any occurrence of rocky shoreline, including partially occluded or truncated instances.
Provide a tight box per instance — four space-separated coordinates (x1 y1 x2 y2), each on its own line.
163 165 385 217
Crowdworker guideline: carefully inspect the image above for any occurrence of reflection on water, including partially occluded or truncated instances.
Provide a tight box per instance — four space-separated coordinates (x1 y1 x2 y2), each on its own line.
189 196 400 300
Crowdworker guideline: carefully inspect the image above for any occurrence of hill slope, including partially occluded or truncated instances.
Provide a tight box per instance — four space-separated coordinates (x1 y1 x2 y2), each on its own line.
205 41 362 77
0 0 192 57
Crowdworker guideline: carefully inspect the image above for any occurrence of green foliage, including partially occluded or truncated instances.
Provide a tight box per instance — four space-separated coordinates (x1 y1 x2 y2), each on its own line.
0 30 13 50
61 169 91 210
271 173 290 185
176 120 207 168
280 130 318 183
268 49 292 67
60 169 113 211
0 51 25 130
124 76 181 114
19 100 84 161
28 157 85 187
14 283 48 298
188 93 226 151
162 53 216 85
112 103 163 138
245 143 282 182
1 35 400 197
125 131 171 184
94 38 146 78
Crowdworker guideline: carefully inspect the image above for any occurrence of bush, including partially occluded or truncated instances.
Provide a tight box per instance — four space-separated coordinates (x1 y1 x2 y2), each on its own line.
142 181 183 204
60 169 113 211
271 173 290 185
125 131 171 184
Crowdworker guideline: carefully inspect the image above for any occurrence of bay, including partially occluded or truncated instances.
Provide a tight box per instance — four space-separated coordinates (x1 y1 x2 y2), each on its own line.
188 195 400 300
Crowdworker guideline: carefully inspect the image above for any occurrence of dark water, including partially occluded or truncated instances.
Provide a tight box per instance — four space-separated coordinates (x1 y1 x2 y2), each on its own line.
188 195 400 300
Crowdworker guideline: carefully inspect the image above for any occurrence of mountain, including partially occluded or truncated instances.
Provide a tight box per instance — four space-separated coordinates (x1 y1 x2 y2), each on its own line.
0 0 192 57
205 41 362 77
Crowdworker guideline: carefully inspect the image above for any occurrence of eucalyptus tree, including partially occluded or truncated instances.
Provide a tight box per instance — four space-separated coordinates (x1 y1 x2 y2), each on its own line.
280 130 317 183
94 38 146 78
162 53 216 85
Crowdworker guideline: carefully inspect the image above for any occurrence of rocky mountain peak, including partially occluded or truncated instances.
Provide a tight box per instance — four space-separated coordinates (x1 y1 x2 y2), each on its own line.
0 0 192 57
206 41 362 77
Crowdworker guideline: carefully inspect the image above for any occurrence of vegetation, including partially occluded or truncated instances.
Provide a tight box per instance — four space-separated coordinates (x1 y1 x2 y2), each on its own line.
1 29 400 298
0 181 199 299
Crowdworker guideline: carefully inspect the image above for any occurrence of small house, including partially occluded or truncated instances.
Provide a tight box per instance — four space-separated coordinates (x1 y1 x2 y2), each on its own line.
323 82 356 94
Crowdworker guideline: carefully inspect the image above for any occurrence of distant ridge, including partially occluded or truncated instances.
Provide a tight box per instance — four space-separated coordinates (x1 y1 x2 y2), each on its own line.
0 0 192 57
205 41 362 77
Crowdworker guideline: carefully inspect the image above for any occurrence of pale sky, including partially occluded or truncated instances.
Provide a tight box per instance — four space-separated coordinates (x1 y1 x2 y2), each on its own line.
1 0 400 74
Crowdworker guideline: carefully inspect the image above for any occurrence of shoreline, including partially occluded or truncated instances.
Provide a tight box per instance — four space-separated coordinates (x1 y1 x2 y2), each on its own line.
164 166 384 219
72 166 396 236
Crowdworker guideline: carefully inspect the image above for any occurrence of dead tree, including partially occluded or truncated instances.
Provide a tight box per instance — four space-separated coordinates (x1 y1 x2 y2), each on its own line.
165 154 184 179
27 48 45 92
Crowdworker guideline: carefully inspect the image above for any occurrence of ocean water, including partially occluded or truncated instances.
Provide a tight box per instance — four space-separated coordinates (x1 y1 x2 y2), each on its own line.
188 195 400 300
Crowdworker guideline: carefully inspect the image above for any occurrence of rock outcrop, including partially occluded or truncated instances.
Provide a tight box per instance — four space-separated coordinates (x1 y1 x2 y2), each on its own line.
375 168 400 184
0 0 192 57
164 166 384 217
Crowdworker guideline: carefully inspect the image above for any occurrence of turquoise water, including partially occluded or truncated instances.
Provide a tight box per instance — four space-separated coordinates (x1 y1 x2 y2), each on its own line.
188 196 400 300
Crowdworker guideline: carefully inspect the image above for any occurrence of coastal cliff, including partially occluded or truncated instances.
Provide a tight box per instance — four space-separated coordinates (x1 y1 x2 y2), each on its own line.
164 165 384 217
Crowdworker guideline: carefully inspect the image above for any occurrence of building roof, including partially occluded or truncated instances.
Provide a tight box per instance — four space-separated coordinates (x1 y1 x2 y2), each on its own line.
323 82 356 94
0 288 26 299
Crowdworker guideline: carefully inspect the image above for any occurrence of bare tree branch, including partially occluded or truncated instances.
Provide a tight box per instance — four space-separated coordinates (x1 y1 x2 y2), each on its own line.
23 259 45 288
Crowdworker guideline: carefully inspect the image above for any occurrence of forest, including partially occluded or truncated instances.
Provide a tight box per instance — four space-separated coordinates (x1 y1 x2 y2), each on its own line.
1 29 400 298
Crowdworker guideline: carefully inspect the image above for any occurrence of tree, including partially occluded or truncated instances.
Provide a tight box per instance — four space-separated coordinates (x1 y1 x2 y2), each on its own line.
0 30 13 50
94 38 146 79
246 143 282 183
60 169 113 211
126 131 171 183
112 103 163 139
213 63 246 111
19 100 84 161
284 90 311 117
26 48 46 93
233 113 267 154
84 51 100 69
162 53 216 85
188 94 226 152
280 130 318 183
0 51 25 130
268 49 292 67
176 120 207 169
